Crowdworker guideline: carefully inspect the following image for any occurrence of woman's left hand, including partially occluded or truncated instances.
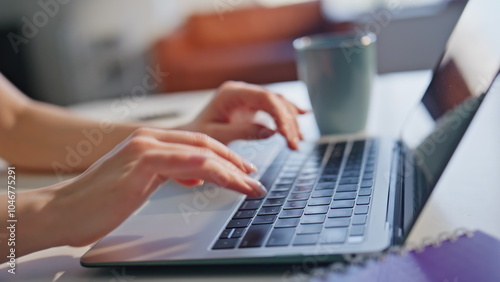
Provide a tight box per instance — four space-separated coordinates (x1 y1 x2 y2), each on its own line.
180 81 308 150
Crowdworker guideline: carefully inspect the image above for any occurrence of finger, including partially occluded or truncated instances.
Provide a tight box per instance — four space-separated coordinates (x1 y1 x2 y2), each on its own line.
295 105 310 115
286 100 306 140
175 178 204 187
130 128 256 173
133 150 267 197
228 83 299 149
147 140 253 180
277 95 302 142
207 123 276 144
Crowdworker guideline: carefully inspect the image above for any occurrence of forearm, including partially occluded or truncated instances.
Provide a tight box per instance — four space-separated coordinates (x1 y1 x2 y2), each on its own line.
0 101 141 172
0 184 63 263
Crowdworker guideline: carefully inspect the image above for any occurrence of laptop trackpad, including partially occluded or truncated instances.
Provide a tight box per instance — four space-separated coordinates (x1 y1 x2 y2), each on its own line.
81 182 243 263
135 180 243 217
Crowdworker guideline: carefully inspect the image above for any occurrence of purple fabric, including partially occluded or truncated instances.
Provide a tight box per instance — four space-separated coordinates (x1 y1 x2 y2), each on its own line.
312 231 500 282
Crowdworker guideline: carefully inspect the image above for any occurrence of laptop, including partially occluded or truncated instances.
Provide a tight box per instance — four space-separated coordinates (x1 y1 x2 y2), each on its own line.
81 0 500 267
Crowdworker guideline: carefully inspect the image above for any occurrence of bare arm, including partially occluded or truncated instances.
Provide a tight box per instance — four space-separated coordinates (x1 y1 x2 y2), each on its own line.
0 76 304 173
0 73 140 172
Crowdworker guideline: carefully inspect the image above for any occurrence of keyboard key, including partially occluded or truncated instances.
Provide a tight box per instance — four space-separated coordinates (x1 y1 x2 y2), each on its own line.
325 217 350 228
320 228 347 244
288 193 310 201
352 140 365 149
252 215 277 225
319 176 337 182
258 206 281 215
301 214 326 224
357 196 371 205
344 164 361 171
312 189 334 198
268 191 289 199
279 209 303 218
231 228 245 238
328 208 352 218
233 210 256 219
304 205 329 215
246 194 266 200
220 229 232 239
301 167 320 174
339 177 360 185
336 184 358 192
297 224 323 234
323 167 340 175
263 198 286 207
350 225 365 236
352 215 367 225
293 186 313 193
299 172 317 178
331 200 355 209
213 238 239 249
275 218 300 228
297 179 315 185
363 172 374 180
282 165 301 173
227 218 252 228
315 182 336 190
273 183 292 192
308 197 331 206
278 177 295 183
342 170 360 177
266 228 295 247
284 201 307 209
364 165 375 173
239 224 272 248
334 192 357 200
240 200 263 210
281 172 298 178
293 234 319 246
361 180 373 187
354 205 369 214
358 188 372 196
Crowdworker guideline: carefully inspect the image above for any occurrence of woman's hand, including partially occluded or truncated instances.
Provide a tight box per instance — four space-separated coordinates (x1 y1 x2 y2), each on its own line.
28 128 266 251
180 81 308 150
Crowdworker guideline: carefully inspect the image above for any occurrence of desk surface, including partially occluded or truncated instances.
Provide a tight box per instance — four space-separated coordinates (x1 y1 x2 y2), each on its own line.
1 70 499 281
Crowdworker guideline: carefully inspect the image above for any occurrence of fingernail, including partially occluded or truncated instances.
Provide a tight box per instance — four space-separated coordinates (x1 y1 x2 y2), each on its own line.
244 161 258 173
244 177 267 196
259 128 275 139
293 137 300 150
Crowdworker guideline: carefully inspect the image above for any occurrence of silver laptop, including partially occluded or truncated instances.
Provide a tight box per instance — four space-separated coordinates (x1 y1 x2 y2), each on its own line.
81 0 500 267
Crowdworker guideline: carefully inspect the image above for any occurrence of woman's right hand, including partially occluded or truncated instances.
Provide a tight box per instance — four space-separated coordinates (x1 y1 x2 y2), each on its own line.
38 128 266 249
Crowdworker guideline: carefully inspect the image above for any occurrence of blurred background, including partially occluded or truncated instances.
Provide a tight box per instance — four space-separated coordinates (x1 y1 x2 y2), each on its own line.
0 0 466 105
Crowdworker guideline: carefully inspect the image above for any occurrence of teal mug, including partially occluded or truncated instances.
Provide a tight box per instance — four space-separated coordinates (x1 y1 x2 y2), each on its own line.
294 32 377 135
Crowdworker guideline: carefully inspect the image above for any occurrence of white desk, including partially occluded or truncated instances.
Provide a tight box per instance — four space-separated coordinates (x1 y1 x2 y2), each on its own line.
1 70 499 281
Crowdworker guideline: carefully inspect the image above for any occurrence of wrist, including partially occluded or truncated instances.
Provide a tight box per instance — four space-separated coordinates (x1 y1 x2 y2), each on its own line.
15 182 69 257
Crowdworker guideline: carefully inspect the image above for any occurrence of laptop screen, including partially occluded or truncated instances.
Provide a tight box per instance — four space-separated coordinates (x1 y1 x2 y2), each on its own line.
400 0 500 233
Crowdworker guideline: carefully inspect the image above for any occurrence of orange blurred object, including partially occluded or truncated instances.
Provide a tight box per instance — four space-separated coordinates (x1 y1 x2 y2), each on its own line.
151 1 348 93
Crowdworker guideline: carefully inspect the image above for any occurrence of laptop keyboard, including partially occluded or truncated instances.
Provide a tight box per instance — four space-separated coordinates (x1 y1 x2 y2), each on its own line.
212 139 378 250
